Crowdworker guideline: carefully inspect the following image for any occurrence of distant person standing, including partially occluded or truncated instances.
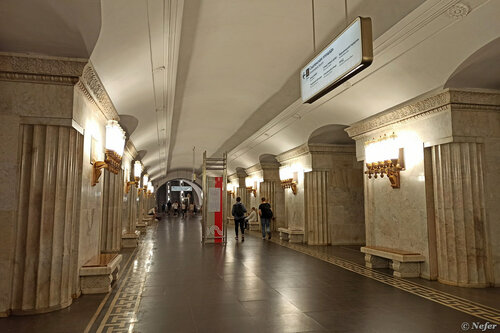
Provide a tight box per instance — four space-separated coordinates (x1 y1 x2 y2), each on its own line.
172 201 179 216
167 200 172 216
232 197 247 241
259 197 273 240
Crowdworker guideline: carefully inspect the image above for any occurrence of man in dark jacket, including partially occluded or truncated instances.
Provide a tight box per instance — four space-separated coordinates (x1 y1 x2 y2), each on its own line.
259 197 273 240
232 197 247 241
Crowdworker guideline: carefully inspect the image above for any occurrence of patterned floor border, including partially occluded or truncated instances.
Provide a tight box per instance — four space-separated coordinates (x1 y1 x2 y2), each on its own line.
259 232 500 324
90 224 158 333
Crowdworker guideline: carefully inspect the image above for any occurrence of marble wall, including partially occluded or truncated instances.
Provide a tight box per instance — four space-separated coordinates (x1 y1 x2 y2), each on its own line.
73 85 107 275
346 88 500 286
310 145 365 245
0 54 86 315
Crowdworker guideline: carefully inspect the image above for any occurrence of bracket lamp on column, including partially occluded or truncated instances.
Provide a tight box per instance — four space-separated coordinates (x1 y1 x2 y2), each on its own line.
245 178 257 197
226 184 235 198
280 167 298 195
138 173 149 195
92 120 126 186
146 181 154 197
126 161 142 193
364 132 405 188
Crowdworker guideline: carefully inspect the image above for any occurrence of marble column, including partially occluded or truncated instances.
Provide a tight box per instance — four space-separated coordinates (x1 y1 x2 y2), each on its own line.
122 185 138 247
11 124 83 314
259 181 281 231
236 187 250 209
432 142 490 287
100 170 123 253
304 171 329 245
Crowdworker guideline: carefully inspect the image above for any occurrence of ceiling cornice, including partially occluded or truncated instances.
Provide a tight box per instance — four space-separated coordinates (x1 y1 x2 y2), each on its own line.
0 52 86 85
79 61 119 121
346 88 500 139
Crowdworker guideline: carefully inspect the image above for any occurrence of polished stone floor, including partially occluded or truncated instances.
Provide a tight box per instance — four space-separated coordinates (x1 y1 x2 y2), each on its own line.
1 215 499 332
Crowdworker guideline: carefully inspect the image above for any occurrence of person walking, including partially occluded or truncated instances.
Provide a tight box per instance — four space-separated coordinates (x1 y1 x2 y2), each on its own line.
245 207 257 230
181 201 187 218
259 197 273 240
231 197 247 241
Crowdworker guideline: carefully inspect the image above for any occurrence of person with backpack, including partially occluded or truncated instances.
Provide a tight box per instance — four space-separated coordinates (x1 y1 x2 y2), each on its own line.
259 197 273 240
232 197 247 241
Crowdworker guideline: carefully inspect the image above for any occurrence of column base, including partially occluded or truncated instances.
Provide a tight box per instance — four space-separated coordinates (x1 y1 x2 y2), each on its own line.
10 299 72 316
122 231 140 248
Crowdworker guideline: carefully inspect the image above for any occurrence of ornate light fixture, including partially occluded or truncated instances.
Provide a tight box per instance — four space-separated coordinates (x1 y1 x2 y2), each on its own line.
125 161 142 193
364 132 405 188
226 184 235 198
92 120 126 186
280 167 298 195
245 178 257 197
138 173 149 195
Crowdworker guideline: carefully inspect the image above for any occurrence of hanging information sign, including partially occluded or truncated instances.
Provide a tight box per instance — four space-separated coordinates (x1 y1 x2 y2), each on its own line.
300 17 373 104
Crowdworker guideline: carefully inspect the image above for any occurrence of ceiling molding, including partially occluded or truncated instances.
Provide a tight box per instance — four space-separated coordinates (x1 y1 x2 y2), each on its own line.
80 62 119 121
227 0 490 170
346 88 500 139
125 139 138 160
0 52 85 85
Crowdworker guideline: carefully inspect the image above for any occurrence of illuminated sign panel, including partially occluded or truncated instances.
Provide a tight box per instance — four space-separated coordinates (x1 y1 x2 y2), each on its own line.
172 186 192 191
300 17 373 104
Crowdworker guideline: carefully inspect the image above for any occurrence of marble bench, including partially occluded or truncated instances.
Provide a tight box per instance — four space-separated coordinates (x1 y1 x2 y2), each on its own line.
361 246 425 278
80 253 122 294
278 227 304 243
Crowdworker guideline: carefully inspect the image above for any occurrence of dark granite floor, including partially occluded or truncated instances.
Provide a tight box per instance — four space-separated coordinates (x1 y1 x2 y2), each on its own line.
1 215 499 333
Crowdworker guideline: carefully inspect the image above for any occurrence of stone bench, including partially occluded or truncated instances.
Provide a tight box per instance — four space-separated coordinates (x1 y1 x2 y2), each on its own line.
80 253 122 294
361 246 425 278
278 227 304 243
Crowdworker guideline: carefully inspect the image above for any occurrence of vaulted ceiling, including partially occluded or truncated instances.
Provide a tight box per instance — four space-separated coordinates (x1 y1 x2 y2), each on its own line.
2 0 499 183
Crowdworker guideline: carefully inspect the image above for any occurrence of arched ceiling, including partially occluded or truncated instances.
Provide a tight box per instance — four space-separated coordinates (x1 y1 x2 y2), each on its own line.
0 0 101 58
8 0 497 180
89 0 427 181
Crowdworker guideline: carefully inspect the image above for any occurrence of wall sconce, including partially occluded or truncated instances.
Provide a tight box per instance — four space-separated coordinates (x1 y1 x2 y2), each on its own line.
280 167 298 195
126 161 142 193
226 184 235 198
146 181 154 197
364 132 405 188
245 178 257 197
92 120 126 186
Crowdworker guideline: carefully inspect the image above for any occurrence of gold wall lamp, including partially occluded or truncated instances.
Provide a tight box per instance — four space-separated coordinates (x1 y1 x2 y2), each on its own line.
92 120 126 186
125 161 142 193
280 167 298 195
364 132 405 188
226 184 236 198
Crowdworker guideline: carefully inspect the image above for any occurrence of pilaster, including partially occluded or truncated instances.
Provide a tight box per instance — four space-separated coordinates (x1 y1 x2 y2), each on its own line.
11 124 83 314
432 142 489 287
100 170 124 253
304 171 329 245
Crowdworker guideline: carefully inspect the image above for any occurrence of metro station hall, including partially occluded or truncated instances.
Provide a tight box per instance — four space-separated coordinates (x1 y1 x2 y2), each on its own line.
1 1 500 332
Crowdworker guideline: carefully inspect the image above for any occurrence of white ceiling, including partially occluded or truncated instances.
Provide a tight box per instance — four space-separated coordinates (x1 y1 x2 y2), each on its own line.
0 0 101 58
6 0 496 182
91 0 432 182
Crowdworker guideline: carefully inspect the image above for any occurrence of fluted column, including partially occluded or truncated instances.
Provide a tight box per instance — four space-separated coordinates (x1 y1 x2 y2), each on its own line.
236 187 250 209
11 124 83 314
304 171 329 245
432 142 490 287
100 170 123 253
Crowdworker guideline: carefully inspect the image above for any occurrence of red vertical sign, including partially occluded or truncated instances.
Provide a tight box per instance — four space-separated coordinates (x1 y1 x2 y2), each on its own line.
214 177 223 243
